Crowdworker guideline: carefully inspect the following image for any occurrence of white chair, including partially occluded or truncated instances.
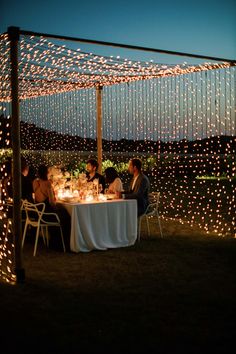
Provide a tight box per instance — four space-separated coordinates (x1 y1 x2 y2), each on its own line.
138 192 163 241
22 201 66 256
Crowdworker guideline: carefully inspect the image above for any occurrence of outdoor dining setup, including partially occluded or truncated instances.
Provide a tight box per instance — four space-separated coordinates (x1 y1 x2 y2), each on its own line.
59 198 137 253
0 27 235 284
1 4 236 354
1 157 146 256
21 192 138 256
2 158 163 257
35 169 138 255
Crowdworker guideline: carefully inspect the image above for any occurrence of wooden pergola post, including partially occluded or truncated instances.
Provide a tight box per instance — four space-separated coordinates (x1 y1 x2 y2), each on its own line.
96 86 103 174
8 26 25 283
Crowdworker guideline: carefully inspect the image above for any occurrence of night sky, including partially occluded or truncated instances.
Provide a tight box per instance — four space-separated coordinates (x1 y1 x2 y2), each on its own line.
1 0 235 63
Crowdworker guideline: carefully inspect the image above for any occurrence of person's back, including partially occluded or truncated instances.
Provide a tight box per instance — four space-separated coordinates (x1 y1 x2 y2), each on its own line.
33 165 56 207
108 177 123 194
33 164 70 251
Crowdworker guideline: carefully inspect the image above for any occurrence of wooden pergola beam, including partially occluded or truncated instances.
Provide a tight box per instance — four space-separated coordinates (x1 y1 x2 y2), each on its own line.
96 86 103 174
8 26 25 283
18 29 236 64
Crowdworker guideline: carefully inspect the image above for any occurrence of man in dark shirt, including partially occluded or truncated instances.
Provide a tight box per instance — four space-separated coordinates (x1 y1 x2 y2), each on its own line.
123 158 150 216
86 159 106 193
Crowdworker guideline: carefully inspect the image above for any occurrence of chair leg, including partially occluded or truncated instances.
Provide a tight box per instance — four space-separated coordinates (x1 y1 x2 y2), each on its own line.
146 215 150 236
59 226 66 252
22 222 28 248
46 227 49 247
157 212 163 238
138 217 142 242
33 227 40 256
41 226 46 246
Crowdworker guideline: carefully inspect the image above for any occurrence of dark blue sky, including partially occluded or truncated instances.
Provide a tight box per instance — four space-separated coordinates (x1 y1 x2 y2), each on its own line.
1 0 236 63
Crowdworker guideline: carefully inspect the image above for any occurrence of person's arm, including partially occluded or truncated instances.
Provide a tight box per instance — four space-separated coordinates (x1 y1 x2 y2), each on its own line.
48 181 56 205
123 177 149 200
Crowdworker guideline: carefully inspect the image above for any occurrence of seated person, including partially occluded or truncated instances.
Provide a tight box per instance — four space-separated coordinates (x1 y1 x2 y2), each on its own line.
104 167 123 194
33 165 56 209
86 158 106 193
21 157 34 202
33 164 70 251
122 158 150 217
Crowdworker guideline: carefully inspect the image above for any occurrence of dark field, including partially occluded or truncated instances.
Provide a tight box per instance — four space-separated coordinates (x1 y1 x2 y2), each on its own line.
1 218 236 354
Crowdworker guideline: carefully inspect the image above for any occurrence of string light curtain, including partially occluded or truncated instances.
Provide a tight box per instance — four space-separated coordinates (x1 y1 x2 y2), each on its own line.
102 72 235 236
0 34 234 101
16 70 235 236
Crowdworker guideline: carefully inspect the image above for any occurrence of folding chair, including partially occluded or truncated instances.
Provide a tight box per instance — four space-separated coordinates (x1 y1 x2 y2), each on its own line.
22 201 66 256
138 192 163 241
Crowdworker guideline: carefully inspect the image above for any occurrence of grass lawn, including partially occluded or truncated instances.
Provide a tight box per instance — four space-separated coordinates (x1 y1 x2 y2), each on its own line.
1 218 236 354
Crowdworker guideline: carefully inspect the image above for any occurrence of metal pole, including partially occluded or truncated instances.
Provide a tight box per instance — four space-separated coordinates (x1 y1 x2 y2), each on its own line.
8 26 25 283
96 86 103 174
18 29 236 64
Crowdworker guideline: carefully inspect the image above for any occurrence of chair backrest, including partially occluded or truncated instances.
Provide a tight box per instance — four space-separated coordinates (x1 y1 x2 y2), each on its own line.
145 192 160 216
23 201 45 223
149 192 160 205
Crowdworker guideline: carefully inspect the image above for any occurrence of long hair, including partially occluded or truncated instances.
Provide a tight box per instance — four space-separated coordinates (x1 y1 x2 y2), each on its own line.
105 167 119 184
37 165 48 181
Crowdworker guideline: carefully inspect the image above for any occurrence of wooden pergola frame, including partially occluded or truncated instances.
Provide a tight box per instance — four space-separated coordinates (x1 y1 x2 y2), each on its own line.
6 26 236 283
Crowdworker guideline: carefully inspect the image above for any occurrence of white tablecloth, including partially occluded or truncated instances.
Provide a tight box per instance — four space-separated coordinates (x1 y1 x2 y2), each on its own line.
60 199 137 252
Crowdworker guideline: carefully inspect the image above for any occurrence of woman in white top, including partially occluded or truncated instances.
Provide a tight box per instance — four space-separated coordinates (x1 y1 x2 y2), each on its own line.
105 167 123 194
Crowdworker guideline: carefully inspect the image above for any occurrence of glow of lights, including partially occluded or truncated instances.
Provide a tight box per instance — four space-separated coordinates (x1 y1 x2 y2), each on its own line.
0 32 236 284
0 34 235 102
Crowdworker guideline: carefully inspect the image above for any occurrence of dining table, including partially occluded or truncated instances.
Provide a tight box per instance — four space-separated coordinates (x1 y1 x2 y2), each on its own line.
58 198 137 253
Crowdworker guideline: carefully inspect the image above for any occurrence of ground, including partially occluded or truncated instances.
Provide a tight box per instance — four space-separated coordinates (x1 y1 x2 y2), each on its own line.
0 218 236 354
